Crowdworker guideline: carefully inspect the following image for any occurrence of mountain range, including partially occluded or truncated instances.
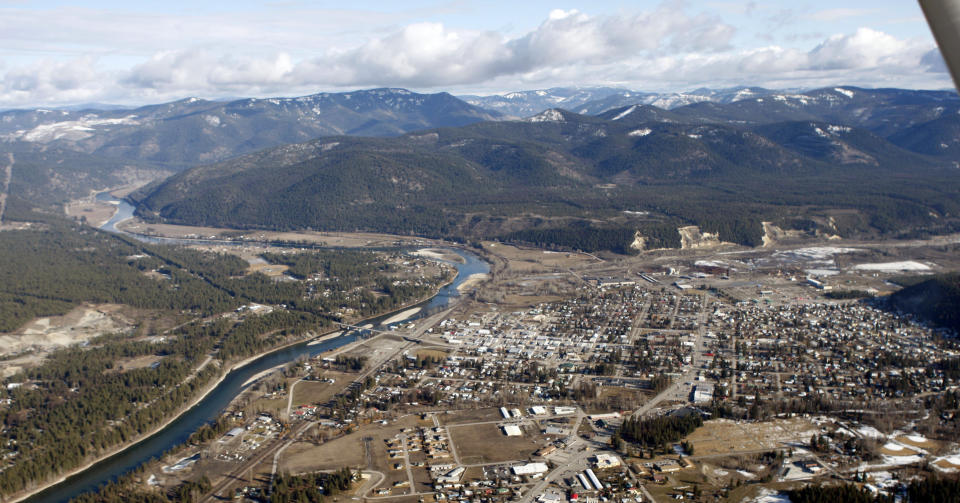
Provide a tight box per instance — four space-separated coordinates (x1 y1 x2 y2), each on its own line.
4 85 960 252
131 87 960 252
459 86 780 117
0 89 500 167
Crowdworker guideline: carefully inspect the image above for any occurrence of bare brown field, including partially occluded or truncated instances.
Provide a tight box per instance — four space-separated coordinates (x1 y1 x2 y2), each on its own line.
117 219 432 249
448 423 539 464
686 418 815 456
250 394 288 417
598 386 649 409
246 262 289 277
290 380 337 406
896 435 938 451
482 242 595 274
934 458 960 470
281 415 425 482
880 445 920 457
416 349 449 361
440 407 502 426
501 294 565 308
282 434 366 474
64 200 117 228
112 355 164 372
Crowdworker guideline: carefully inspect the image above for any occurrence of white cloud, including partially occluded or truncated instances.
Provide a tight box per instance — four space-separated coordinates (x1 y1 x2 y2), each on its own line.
808 28 927 70
290 4 735 89
806 8 881 22
0 3 951 108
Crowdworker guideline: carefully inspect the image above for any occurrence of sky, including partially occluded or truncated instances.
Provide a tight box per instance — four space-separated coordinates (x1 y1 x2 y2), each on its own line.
0 0 951 108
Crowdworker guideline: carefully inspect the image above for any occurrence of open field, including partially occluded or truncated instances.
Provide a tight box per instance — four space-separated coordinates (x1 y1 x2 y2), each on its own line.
686 418 816 456
280 415 429 492
896 435 938 451
246 262 289 277
289 377 345 407
440 407 503 426
336 334 407 361
282 433 367 474
880 444 920 457
117 218 435 249
64 200 117 228
448 422 540 465
110 355 165 373
481 241 597 274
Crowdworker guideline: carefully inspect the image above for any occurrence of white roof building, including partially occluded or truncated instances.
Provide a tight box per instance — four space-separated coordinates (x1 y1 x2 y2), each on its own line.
502 424 523 436
512 462 549 475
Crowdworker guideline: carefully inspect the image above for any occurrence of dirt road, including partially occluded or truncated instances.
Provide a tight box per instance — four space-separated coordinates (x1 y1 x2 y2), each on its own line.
0 153 13 224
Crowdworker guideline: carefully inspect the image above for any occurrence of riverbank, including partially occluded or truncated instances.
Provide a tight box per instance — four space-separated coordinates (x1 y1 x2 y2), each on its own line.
12 261 467 503
411 248 465 263
456 273 489 292
12 325 363 503
381 307 422 325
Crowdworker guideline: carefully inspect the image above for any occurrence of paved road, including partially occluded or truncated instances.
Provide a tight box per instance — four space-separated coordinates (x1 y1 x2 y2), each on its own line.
517 413 588 503
633 292 710 417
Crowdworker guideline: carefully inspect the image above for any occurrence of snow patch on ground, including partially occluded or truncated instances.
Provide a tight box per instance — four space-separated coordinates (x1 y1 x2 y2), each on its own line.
852 261 932 272
525 109 565 122
805 269 840 276
611 105 637 121
883 442 905 452
695 260 727 268
835 87 855 98
772 247 861 266
628 128 652 137
13 115 139 142
939 454 960 465
858 425 885 439
749 488 791 503
879 454 924 466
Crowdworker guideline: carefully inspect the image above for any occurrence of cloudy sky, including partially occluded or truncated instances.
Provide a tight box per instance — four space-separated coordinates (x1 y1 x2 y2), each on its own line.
0 0 950 108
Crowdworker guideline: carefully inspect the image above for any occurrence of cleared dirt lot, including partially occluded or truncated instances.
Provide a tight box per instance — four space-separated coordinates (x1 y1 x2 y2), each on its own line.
336 334 406 361
0 304 148 373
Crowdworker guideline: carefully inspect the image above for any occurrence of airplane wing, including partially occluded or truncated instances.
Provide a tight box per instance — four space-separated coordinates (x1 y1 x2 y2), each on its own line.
919 0 960 91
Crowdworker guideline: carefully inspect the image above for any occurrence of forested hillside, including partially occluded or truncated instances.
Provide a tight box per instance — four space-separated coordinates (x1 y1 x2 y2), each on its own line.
888 273 960 332
133 105 960 253
0 211 451 497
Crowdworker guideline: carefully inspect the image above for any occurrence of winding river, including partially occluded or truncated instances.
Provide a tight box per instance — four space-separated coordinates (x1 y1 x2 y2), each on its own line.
25 195 488 503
